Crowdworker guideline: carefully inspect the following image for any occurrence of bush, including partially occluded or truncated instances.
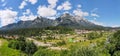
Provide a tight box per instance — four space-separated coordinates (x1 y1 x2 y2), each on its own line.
25 41 37 55
108 30 120 56
33 48 60 56
8 37 37 55
87 32 102 40
56 40 66 46
8 40 18 49
70 47 99 56
113 51 120 56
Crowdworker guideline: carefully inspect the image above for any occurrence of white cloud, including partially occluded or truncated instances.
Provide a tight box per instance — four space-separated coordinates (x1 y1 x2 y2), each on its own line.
47 17 56 20
37 6 57 17
28 0 37 4
90 8 100 21
91 8 98 13
90 20 103 26
91 13 99 17
19 14 37 21
93 18 97 20
19 0 38 9
73 9 89 17
20 9 37 21
1 0 5 2
77 4 82 8
48 0 58 8
19 1 27 9
48 0 58 5
57 1 72 10
23 9 31 15
2 3 6 6
111 25 120 27
4 7 13 10
57 6 63 10
0 9 18 26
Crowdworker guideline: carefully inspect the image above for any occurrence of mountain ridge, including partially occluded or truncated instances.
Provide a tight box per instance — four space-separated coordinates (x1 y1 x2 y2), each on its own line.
0 13 110 30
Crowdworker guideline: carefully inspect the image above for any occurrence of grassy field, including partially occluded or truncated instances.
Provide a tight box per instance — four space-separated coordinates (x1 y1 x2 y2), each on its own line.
0 38 27 56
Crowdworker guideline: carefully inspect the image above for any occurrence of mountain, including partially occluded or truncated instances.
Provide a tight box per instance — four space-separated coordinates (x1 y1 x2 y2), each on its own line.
1 17 58 30
0 13 106 30
56 13 104 30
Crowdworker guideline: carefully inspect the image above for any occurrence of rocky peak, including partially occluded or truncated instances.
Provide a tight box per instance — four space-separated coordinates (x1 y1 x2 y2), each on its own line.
60 13 73 18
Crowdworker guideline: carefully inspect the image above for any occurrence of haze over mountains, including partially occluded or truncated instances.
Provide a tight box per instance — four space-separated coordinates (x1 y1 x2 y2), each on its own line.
0 13 110 30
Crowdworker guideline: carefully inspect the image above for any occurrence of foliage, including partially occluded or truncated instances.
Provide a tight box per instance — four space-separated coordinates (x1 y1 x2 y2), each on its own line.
0 26 74 36
8 40 26 50
8 37 37 55
33 48 60 56
56 40 66 46
108 30 120 56
113 51 120 56
25 41 38 55
0 39 27 56
70 47 99 56
34 46 71 56
87 32 103 40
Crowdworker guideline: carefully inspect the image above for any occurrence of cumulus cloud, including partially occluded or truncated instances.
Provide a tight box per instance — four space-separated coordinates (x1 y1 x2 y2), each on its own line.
48 0 58 8
57 6 62 10
91 13 99 17
19 1 27 9
19 9 37 21
19 0 38 9
77 4 82 8
0 9 18 26
28 0 37 4
19 14 37 21
73 9 89 17
57 1 72 10
37 6 57 17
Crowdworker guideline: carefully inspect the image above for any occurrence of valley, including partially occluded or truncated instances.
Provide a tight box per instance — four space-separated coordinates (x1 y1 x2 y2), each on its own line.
0 0 120 56
0 27 119 56
0 14 119 56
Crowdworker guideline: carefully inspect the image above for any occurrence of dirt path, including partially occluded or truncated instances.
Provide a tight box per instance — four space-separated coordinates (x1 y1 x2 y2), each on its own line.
48 47 67 50
27 38 51 47
27 38 67 50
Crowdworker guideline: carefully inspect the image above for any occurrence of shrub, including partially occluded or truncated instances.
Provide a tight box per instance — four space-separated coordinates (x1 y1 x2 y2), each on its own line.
70 47 99 56
56 40 66 46
33 49 60 56
8 37 37 55
87 32 102 40
113 51 120 56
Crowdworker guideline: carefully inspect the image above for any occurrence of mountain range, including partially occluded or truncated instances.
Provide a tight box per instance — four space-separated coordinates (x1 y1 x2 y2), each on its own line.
0 13 111 30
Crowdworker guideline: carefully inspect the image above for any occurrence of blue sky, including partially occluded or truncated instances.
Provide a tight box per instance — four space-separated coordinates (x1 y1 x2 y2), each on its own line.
0 0 120 27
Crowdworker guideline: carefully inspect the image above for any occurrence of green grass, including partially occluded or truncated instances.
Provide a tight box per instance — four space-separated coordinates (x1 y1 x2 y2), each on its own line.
0 38 27 56
62 32 110 48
